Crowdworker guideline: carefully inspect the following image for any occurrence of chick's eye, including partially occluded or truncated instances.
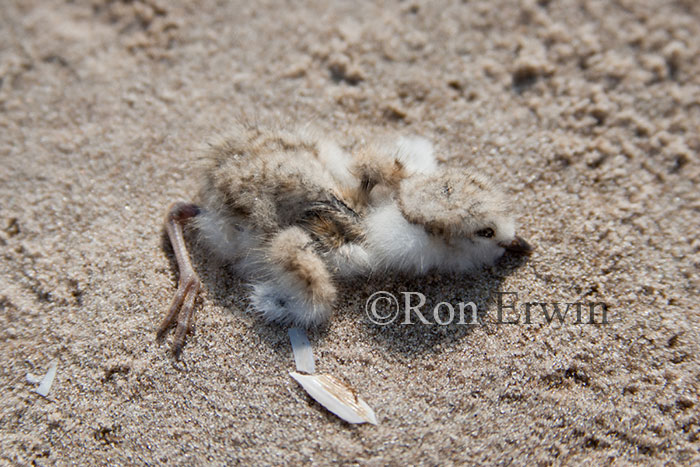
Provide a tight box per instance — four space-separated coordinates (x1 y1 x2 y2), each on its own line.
476 228 494 238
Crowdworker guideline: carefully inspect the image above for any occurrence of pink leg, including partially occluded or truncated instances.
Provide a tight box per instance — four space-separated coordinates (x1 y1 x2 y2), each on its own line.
157 202 201 357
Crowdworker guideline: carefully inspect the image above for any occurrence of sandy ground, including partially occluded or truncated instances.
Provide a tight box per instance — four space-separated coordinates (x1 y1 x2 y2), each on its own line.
1 0 699 464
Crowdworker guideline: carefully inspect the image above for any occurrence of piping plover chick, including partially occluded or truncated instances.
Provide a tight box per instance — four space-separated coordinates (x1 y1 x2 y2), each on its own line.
157 122 532 356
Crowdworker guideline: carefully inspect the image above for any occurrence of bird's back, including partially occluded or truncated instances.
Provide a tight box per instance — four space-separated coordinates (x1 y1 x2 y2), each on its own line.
199 124 357 235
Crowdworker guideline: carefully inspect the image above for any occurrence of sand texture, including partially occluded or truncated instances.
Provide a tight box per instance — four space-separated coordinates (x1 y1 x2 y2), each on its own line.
1 0 699 464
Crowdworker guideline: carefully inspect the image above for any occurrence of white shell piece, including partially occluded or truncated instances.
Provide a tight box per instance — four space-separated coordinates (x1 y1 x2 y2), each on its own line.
26 373 42 384
288 327 315 374
36 361 58 397
290 371 378 425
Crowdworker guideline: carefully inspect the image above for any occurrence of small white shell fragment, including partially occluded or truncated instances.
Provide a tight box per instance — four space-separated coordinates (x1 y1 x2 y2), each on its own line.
35 361 58 397
26 373 42 384
288 327 315 374
290 371 378 425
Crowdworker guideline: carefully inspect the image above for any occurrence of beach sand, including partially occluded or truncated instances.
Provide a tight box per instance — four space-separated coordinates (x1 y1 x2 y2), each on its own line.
1 0 698 464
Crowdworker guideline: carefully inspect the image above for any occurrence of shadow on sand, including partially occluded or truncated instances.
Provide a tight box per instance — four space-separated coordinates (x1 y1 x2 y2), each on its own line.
159 227 531 360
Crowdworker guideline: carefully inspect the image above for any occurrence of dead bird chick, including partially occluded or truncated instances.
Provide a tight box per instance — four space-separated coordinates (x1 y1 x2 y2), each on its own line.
157 123 532 356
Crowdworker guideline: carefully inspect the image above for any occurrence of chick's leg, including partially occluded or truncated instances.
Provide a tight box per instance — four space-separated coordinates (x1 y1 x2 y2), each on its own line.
251 227 336 327
157 202 202 357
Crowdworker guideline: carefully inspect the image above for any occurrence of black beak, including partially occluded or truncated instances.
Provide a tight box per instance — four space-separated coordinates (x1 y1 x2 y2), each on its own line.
499 235 533 255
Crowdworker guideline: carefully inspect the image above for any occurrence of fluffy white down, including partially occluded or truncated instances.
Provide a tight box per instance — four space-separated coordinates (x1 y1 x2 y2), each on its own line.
315 138 356 187
363 203 506 274
325 243 372 277
193 209 261 274
250 280 331 327
493 216 516 244
196 209 334 327
395 136 438 175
